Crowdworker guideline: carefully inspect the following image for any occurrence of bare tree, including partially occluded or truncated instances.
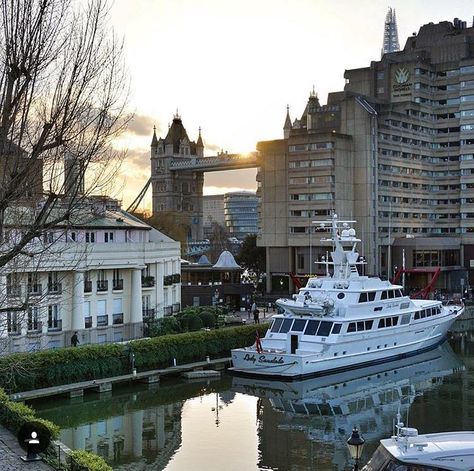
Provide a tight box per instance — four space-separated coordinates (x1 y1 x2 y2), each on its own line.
0 0 130 354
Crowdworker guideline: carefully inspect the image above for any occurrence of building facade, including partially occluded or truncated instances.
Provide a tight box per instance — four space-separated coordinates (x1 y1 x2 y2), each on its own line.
0 197 181 353
224 191 259 240
203 194 225 238
258 18 474 294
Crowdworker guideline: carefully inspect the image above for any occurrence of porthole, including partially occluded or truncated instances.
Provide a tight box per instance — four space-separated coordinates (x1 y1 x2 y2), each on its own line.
337 292 345 299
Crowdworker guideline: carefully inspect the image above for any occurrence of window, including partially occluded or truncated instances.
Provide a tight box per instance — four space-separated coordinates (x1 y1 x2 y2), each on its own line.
85 232 96 243
332 323 342 334
304 320 320 335
368 292 376 302
401 314 411 325
348 323 356 332
271 318 283 332
292 319 307 332
48 304 61 330
358 292 368 303
104 232 114 243
317 321 332 337
280 319 293 333
378 318 385 328
381 291 387 300
297 254 304 270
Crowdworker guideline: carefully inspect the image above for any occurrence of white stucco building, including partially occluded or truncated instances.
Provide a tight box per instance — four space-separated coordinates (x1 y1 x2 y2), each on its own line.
0 197 181 353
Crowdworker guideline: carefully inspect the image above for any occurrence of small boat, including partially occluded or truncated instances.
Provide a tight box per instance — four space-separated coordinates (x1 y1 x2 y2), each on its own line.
230 214 464 379
362 414 474 471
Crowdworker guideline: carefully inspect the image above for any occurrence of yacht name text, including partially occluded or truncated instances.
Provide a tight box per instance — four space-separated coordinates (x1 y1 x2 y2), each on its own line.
243 353 285 364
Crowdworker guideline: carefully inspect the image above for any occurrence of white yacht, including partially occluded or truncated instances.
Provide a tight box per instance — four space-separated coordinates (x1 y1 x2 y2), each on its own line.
363 415 474 471
230 215 464 379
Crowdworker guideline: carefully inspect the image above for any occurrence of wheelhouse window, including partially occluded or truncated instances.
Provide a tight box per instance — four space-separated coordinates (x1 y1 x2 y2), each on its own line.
316 321 332 337
291 319 307 332
271 318 283 332
304 320 320 335
279 319 293 333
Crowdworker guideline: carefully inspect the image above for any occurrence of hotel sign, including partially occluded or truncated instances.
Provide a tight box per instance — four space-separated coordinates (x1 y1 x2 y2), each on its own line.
391 65 413 101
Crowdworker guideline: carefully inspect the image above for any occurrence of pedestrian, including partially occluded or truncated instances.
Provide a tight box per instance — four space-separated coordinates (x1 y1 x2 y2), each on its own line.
254 308 260 324
71 331 79 347
251 301 257 316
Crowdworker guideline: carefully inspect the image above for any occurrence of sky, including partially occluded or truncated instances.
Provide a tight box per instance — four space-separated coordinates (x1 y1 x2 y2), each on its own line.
109 0 474 209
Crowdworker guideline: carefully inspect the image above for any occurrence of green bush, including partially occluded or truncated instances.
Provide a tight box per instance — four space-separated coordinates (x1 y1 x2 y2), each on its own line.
0 324 268 393
69 450 113 471
147 316 181 336
0 387 59 438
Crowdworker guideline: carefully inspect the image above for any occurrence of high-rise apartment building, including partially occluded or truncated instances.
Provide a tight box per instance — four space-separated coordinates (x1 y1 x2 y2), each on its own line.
258 18 474 294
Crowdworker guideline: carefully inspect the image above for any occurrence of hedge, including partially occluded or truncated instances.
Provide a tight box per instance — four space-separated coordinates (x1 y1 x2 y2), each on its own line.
0 324 268 393
69 450 113 471
0 387 59 439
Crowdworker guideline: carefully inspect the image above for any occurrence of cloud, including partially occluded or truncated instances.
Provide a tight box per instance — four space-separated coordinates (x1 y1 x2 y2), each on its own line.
204 140 221 152
126 114 161 137
123 148 150 173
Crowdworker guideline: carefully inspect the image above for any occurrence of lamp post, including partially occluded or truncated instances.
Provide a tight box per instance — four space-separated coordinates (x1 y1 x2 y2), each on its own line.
347 427 365 470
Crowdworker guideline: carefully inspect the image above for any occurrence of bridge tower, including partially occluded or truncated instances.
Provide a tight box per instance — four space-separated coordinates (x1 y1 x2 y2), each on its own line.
150 112 204 240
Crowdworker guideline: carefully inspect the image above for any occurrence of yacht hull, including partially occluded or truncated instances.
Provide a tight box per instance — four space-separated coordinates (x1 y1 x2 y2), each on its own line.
230 309 462 379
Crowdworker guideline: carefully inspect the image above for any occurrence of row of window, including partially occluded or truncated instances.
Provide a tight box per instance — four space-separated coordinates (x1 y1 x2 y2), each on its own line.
288 142 333 152
379 180 459 191
380 148 462 163
378 212 459 220
289 176 334 185
414 306 442 319
378 164 460 177
415 65 474 77
379 196 460 206
270 318 341 337
379 226 462 234
271 306 443 337
290 193 333 201
289 159 333 168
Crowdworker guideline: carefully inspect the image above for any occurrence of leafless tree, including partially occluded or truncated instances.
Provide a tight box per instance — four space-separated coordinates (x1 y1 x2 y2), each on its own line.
0 0 130 354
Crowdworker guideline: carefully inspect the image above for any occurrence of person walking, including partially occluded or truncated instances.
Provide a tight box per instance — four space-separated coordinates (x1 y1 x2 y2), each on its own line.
254 308 260 324
71 331 80 347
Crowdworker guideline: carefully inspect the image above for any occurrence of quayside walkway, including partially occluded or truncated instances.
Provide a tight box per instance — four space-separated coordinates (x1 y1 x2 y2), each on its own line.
10 357 232 402
0 425 53 470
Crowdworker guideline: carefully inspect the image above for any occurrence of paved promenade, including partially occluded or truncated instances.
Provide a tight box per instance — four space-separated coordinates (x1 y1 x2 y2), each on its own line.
0 425 53 470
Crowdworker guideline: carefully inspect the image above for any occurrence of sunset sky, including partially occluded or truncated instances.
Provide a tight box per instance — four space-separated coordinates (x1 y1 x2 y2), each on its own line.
109 0 474 209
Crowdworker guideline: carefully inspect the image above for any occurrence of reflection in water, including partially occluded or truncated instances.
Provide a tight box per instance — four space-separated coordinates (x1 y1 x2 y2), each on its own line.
233 341 463 470
33 339 468 471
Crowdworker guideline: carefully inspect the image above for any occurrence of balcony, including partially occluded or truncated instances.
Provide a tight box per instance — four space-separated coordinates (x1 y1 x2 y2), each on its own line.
112 279 123 291
97 315 108 327
27 283 42 295
163 275 173 286
113 313 124 325
84 281 92 293
85 316 92 329
6 285 21 297
142 276 155 288
164 306 173 316
48 282 62 295
142 308 156 321
97 280 108 292
48 319 62 332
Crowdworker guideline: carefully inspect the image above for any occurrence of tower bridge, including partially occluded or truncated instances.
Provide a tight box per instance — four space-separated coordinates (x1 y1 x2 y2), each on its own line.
128 113 258 240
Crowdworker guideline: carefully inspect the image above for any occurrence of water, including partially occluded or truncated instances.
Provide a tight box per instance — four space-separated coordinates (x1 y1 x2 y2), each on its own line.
33 324 474 470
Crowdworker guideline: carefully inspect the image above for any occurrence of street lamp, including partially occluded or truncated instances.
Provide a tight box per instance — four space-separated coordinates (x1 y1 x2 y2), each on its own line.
347 427 365 470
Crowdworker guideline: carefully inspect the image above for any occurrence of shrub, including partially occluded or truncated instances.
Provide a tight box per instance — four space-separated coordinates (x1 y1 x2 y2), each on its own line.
69 450 113 471
0 324 268 393
0 387 59 438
